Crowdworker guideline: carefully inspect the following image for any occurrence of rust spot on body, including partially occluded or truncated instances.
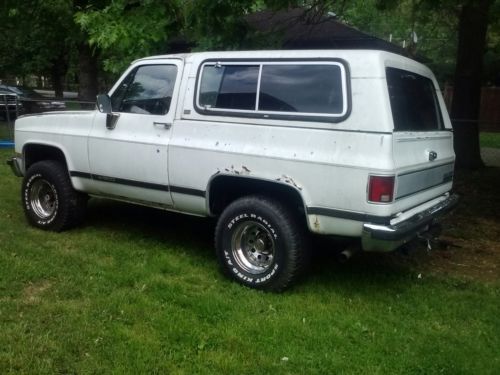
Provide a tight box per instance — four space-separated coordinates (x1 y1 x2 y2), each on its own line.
279 174 302 190
223 165 252 175
313 215 320 230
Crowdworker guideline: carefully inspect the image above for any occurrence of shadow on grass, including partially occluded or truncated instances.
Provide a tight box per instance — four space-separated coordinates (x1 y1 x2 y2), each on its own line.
85 198 215 259
306 236 432 292
28 167 500 292
453 167 500 221
83 198 426 293
83 167 500 292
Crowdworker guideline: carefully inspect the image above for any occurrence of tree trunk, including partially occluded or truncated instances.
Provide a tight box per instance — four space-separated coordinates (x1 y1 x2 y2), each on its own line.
50 52 68 98
450 0 492 169
78 42 99 101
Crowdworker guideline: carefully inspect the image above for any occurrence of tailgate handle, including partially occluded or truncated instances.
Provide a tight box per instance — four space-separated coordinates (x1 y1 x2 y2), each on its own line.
428 150 438 161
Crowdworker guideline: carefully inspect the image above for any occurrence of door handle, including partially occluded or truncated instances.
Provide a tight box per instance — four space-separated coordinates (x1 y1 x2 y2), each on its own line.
153 122 172 129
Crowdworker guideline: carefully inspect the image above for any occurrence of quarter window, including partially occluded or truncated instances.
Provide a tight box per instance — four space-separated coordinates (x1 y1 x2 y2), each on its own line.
111 64 177 115
259 65 343 114
196 60 348 120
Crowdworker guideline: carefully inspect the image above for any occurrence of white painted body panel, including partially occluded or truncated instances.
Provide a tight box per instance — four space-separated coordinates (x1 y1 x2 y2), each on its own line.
86 110 174 205
13 50 455 239
14 111 95 191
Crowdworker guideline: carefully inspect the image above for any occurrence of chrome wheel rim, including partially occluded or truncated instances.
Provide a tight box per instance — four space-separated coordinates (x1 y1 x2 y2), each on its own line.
231 221 275 274
29 178 57 219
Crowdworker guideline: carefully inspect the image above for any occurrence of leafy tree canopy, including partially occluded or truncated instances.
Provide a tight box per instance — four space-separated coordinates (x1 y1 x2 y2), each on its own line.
2 0 498 84
0 0 75 78
75 0 182 74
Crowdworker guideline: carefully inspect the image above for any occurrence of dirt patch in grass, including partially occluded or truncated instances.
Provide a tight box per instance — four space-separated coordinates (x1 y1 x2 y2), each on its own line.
392 166 500 284
22 280 53 304
394 236 500 284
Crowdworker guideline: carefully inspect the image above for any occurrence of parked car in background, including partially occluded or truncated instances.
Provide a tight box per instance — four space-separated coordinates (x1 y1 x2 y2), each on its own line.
0 85 65 115
0 88 22 120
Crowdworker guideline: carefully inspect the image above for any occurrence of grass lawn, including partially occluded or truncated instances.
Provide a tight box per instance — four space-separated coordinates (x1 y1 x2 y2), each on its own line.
0 120 14 141
0 148 499 374
480 132 500 149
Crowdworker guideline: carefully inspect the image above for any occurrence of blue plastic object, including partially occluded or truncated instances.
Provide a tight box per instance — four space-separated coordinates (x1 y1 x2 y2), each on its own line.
0 140 14 148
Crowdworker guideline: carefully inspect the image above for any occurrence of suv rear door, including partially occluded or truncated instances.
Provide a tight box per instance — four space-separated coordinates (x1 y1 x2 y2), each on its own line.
387 67 455 209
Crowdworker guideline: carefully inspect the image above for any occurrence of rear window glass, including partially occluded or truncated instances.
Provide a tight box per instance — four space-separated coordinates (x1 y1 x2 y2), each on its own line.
386 67 443 131
259 65 343 114
197 60 348 121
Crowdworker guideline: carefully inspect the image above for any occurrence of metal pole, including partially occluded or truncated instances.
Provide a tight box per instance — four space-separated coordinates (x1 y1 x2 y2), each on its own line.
4 94 11 127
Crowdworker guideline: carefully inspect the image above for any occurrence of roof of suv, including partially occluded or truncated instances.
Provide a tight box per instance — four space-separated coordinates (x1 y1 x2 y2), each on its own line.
134 49 432 79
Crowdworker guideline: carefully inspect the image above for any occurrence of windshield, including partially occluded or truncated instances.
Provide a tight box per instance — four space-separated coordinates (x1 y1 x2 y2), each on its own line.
386 67 443 131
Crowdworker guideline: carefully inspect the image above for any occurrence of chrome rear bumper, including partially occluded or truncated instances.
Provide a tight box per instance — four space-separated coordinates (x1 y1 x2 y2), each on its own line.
362 193 459 252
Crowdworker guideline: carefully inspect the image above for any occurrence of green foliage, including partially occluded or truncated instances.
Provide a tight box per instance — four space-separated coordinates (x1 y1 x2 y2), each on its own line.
1 0 499 87
485 1 500 84
341 0 460 82
76 0 181 74
0 0 76 77
182 0 257 51
480 132 500 148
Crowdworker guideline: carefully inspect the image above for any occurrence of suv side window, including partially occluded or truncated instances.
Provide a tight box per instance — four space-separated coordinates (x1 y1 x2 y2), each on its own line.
259 65 343 114
200 65 259 110
196 60 349 122
111 64 178 115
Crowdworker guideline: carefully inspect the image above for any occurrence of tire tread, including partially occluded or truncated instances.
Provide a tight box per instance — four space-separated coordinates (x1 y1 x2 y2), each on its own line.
22 160 87 231
215 195 309 292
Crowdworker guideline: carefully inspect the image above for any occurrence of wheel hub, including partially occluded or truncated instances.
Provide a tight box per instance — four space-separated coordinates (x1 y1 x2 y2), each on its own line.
29 179 57 219
231 221 275 274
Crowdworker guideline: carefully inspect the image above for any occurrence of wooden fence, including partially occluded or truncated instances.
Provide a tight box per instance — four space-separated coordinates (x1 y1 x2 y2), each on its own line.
444 85 500 132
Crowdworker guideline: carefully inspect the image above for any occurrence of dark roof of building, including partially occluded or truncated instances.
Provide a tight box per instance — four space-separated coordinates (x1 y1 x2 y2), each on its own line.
246 8 410 57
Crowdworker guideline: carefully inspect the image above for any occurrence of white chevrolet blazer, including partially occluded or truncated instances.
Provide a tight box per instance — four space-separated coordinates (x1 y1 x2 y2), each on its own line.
8 50 458 291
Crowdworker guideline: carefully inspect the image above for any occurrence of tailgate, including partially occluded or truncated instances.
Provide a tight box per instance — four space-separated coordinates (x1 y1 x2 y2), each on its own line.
387 67 455 207
393 132 454 201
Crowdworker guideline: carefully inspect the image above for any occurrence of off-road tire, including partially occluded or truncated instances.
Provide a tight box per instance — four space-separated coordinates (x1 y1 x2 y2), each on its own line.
22 160 87 231
215 195 308 292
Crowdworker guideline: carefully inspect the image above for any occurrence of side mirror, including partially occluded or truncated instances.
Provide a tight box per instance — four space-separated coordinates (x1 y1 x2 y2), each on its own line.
96 94 112 114
96 94 119 130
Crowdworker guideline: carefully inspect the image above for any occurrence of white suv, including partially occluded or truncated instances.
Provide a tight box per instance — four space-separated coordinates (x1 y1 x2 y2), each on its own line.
8 50 458 291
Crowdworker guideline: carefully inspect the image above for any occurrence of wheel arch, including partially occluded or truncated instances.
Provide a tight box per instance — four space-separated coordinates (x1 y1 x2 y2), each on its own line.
23 142 70 173
206 174 309 227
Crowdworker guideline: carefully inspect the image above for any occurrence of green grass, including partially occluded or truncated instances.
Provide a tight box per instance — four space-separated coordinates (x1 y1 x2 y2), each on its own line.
480 132 500 149
1 148 499 374
0 120 14 141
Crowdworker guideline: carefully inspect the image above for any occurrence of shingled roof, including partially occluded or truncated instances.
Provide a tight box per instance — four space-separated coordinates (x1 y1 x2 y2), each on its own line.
246 8 409 56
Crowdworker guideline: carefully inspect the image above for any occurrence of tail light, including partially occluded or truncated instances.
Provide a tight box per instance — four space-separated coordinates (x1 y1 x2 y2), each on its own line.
368 175 395 203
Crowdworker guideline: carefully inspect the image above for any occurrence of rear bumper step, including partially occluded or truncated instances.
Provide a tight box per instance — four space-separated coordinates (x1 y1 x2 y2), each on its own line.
362 193 459 252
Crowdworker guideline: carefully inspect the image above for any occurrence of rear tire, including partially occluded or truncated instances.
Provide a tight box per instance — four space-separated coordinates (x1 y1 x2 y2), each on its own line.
215 195 308 292
22 160 87 231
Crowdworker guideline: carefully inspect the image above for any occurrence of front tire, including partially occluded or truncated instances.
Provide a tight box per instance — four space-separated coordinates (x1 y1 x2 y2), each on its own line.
215 195 308 292
22 160 87 231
